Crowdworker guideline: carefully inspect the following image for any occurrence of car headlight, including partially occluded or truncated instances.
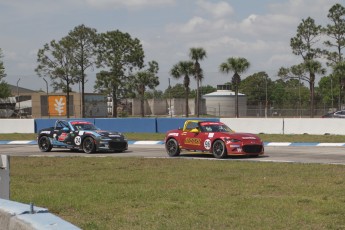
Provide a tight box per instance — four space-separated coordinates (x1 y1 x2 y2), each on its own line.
224 138 241 142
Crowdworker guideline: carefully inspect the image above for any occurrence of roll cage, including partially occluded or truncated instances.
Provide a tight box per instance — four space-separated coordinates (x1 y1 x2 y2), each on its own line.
54 120 75 132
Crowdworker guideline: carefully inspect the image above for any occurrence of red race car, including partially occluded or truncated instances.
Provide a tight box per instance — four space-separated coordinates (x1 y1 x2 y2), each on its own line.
164 120 264 159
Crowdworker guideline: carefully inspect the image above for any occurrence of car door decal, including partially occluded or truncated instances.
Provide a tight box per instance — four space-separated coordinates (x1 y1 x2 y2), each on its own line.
58 133 68 141
184 138 201 146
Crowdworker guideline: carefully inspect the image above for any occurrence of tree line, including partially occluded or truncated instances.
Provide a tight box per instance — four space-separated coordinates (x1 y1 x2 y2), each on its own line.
0 3 344 118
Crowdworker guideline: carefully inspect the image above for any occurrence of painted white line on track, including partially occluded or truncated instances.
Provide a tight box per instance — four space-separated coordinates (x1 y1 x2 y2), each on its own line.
132 141 163 145
265 142 292 146
316 143 345 147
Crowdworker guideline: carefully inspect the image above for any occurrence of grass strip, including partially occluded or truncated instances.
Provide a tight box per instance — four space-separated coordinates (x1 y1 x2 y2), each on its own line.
10 157 345 230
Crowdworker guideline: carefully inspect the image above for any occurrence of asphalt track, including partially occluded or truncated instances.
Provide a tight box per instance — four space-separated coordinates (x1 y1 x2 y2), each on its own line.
1 143 345 165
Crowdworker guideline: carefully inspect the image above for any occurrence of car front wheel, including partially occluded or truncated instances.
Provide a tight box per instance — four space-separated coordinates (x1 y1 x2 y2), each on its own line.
38 136 52 152
165 138 180 157
212 140 227 159
82 137 96 153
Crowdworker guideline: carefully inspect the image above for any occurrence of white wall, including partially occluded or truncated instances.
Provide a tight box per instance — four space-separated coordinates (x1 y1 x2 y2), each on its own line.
221 118 283 134
0 119 35 133
220 118 345 135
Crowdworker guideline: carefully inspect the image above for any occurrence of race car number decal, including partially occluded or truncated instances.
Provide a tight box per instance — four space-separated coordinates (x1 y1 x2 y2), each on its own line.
74 136 82 145
184 138 201 145
204 139 211 150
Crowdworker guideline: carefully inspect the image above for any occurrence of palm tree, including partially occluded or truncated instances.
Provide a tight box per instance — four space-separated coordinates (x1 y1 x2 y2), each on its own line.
133 61 160 117
189 47 207 117
170 61 195 117
333 61 345 110
219 57 250 118
303 60 326 117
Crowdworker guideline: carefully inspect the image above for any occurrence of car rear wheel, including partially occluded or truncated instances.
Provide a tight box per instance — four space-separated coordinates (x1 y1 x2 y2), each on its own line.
212 140 227 159
38 136 52 152
165 138 180 157
82 137 96 153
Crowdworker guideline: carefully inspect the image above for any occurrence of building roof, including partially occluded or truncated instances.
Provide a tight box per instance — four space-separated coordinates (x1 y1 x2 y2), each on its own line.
203 90 245 97
8 84 37 95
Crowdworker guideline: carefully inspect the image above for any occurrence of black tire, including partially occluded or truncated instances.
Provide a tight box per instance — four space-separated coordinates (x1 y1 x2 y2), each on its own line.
38 136 52 152
82 137 96 154
212 140 227 159
165 138 180 157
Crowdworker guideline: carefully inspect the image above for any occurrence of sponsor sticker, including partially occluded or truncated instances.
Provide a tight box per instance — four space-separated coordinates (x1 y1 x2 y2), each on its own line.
40 131 51 134
58 133 67 141
74 136 82 145
204 139 211 150
184 138 201 145
242 137 256 140
208 133 214 138
78 131 85 135
169 133 179 137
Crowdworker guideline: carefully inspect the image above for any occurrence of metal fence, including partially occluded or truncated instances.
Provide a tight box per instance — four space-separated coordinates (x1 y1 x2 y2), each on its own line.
2 99 339 118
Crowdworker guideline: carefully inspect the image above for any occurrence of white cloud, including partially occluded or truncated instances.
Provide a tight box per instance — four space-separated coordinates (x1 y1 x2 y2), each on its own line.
166 16 210 34
196 0 233 18
269 0 339 22
85 0 175 9
239 13 299 38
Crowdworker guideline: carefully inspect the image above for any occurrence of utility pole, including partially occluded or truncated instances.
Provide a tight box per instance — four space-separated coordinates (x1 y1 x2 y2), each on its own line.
43 78 50 118
16 78 21 118
169 78 172 118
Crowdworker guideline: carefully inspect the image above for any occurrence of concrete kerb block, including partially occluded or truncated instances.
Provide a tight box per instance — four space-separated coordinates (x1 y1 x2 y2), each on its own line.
0 199 81 230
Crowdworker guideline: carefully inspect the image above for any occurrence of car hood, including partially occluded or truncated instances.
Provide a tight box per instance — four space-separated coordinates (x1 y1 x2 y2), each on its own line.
96 130 123 137
82 130 124 138
224 132 262 143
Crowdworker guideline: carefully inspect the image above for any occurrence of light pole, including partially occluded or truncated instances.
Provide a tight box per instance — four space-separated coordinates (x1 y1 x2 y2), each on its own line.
16 78 21 118
265 75 268 118
43 78 49 118
330 75 334 111
168 78 172 118
298 76 302 117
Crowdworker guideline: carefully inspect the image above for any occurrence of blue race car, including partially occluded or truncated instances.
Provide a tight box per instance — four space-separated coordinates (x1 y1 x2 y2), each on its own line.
37 120 128 153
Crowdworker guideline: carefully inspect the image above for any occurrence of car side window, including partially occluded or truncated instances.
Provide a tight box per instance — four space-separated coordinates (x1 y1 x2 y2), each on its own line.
203 126 213 132
185 122 198 131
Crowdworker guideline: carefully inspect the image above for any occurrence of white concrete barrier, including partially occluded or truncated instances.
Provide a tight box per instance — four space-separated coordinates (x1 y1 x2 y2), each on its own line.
0 199 80 230
283 118 345 135
220 118 345 135
0 119 35 133
221 118 284 134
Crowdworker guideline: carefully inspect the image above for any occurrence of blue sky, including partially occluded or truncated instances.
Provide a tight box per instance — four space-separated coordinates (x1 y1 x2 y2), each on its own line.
0 0 341 93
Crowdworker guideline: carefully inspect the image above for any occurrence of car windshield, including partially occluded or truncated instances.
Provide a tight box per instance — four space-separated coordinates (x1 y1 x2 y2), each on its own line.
201 124 234 133
72 123 98 131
